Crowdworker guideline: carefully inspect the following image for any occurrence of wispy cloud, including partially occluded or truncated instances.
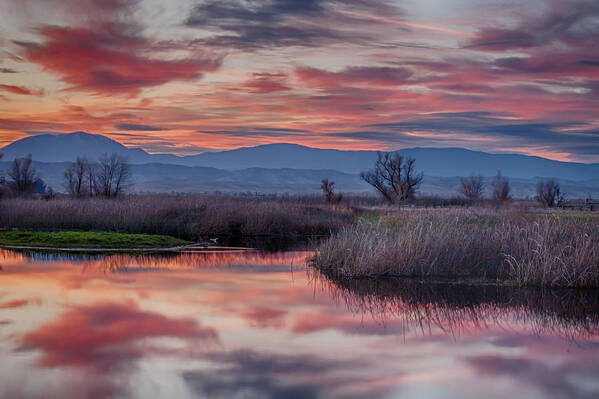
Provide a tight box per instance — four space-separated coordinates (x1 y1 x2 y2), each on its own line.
336 9 474 36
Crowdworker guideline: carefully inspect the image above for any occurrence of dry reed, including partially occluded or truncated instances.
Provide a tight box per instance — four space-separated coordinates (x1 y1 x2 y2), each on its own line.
0 195 354 240
313 208 599 287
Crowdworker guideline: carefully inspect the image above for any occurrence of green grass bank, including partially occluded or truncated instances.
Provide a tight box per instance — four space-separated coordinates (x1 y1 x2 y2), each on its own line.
0 230 190 249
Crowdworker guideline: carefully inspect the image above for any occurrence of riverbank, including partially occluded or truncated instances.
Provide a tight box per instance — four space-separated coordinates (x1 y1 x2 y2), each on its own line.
312 208 599 287
0 230 190 249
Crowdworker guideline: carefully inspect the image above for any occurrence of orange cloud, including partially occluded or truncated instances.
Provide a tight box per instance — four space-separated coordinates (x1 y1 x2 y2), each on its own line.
0 298 41 309
0 84 42 96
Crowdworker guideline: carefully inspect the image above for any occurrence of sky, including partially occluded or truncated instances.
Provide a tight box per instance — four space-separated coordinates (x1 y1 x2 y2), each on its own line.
0 0 598 162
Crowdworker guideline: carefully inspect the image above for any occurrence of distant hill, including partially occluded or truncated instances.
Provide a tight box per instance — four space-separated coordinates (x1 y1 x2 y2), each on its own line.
0 132 182 165
1 160 597 198
2 132 599 180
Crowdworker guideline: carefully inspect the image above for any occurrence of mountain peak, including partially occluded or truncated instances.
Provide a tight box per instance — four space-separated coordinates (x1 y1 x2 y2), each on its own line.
0 131 145 163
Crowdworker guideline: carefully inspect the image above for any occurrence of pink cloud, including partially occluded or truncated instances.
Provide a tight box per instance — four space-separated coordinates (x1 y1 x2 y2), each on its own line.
296 66 413 88
20 301 219 371
18 25 222 96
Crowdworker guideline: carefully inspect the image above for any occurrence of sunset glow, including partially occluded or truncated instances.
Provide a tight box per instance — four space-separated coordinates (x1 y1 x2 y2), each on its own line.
0 0 598 161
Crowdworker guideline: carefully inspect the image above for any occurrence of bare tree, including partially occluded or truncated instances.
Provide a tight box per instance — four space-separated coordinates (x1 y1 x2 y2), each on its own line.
86 162 97 197
321 179 342 204
361 152 423 203
400 157 423 201
64 157 90 197
95 153 131 197
535 179 563 207
458 174 485 201
490 170 511 203
7 154 44 196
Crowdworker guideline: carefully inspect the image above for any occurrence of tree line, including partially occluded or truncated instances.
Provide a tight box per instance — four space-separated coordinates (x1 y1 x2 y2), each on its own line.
323 151 568 207
0 150 573 207
0 152 131 199
456 173 565 206
0 153 48 198
63 154 131 198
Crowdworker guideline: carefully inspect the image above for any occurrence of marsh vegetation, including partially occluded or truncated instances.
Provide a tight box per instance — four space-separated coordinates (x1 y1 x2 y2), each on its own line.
313 208 599 287
0 195 354 241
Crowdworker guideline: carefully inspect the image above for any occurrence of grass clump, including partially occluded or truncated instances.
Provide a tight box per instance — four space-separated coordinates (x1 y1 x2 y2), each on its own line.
0 230 190 249
313 208 599 287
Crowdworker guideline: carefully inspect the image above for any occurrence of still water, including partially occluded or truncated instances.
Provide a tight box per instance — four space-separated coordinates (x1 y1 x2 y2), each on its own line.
0 249 598 399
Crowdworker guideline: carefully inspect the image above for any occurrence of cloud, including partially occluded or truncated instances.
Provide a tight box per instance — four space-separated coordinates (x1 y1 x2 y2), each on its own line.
466 354 599 399
0 298 41 309
185 0 401 50
12 0 222 97
115 123 166 131
333 112 599 157
0 117 68 132
0 84 41 96
241 306 288 328
467 0 599 51
292 310 406 336
200 127 309 138
182 349 366 399
336 9 474 36
242 73 291 93
296 66 413 88
16 25 222 96
19 301 219 372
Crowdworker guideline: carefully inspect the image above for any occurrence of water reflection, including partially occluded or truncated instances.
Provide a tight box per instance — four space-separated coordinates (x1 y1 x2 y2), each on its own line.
0 248 598 399
312 273 599 343
84 250 311 273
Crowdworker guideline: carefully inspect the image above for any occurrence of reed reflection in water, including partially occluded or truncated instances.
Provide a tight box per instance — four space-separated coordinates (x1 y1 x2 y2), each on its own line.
312 271 599 344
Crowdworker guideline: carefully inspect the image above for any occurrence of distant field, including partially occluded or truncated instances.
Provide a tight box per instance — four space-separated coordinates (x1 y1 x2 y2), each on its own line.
0 230 189 249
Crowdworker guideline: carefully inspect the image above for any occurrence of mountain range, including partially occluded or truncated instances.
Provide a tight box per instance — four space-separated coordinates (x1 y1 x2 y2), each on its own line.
1 132 597 197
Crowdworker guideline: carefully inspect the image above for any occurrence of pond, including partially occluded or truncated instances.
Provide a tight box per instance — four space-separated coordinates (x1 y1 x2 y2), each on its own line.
0 248 598 399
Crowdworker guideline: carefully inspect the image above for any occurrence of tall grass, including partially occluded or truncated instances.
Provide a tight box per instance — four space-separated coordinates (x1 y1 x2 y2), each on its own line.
313 208 599 287
0 195 354 240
